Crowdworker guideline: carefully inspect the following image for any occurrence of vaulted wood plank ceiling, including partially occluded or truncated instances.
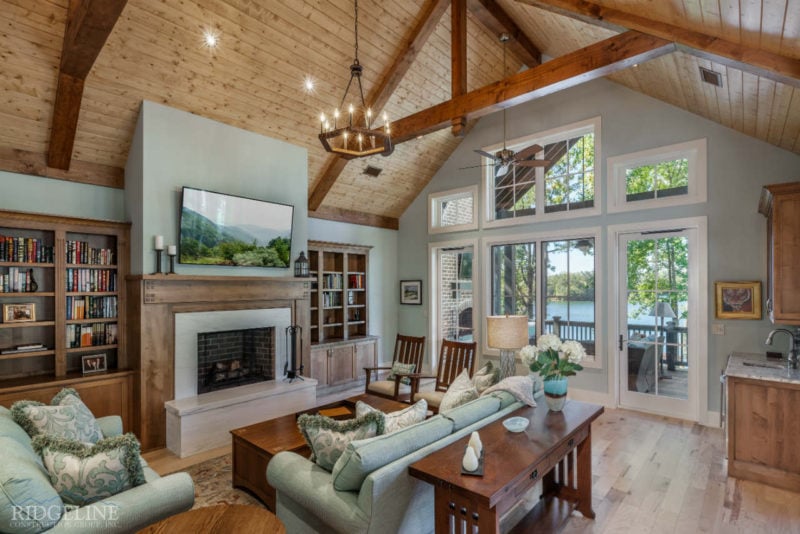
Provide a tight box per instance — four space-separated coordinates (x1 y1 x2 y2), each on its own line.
0 0 797 228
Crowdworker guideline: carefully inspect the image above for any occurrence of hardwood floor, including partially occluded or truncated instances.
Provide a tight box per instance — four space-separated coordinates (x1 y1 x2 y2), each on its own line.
144 402 800 533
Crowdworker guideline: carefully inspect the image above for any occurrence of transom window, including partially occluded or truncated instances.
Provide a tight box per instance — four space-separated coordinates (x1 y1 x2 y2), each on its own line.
608 138 706 213
484 117 600 226
429 185 478 234
486 232 598 361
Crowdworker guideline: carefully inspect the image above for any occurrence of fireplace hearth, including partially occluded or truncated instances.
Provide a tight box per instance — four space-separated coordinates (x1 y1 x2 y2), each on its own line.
197 327 274 394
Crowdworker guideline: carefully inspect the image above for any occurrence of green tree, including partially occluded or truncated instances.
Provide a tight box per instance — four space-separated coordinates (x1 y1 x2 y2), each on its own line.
626 236 688 319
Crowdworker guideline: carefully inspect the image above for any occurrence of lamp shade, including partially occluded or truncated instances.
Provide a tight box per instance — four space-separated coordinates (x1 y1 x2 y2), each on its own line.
486 315 529 349
648 302 676 318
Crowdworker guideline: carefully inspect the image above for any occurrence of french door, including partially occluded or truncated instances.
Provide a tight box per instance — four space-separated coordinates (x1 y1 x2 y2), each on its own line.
617 226 701 420
430 243 475 368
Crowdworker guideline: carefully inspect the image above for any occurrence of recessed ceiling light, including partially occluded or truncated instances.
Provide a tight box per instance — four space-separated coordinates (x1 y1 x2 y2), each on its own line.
202 29 220 49
303 76 315 93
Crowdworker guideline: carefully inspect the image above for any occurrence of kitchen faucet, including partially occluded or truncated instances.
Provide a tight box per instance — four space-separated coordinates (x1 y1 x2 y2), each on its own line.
765 327 800 369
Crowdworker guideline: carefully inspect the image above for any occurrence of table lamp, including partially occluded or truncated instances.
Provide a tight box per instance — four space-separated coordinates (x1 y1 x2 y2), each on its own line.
487 315 529 379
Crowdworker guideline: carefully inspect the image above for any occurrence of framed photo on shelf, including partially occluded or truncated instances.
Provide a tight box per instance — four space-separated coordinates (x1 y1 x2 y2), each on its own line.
715 281 762 319
81 353 107 375
400 280 422 305
2 303 36 323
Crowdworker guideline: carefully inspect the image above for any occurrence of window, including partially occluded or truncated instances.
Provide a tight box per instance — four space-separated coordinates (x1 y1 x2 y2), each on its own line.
484 230 600 364
607 138 706 213
429 185 478 234
484 117 600 227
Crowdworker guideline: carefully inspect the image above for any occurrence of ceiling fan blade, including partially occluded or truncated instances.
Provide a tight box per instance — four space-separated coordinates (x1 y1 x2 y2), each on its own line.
514 143 544 160
474 149 496 159
515 159 550 168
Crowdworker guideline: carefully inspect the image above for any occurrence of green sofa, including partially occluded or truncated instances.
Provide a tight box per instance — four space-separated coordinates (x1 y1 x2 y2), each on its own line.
267 391 525 534
0 405 195 533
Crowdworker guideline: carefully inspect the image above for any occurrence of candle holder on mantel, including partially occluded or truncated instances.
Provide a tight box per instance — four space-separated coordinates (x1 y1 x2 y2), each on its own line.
153 235 165 275
167 245 177 274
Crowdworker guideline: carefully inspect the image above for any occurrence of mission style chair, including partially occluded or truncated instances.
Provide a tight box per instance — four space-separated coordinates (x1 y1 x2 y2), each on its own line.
410 339 477 414
363 334 426 401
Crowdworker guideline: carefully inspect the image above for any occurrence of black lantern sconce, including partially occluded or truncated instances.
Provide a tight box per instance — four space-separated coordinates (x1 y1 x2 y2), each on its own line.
294 251 310 277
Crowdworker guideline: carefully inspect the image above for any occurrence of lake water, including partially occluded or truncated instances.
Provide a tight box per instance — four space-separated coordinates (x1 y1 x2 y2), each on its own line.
544 301 687 326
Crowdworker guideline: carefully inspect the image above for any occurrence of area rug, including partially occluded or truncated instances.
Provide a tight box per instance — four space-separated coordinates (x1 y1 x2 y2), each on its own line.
174 454 264 510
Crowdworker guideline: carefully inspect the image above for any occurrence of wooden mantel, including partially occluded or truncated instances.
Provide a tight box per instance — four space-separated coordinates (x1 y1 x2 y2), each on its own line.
126 274 311 451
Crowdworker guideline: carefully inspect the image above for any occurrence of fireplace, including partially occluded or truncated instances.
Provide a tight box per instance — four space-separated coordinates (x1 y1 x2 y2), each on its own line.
197 327 274 394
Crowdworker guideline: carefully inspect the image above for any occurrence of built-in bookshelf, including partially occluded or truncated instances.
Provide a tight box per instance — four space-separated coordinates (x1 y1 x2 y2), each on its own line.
0 210 129 390
308 241 370 344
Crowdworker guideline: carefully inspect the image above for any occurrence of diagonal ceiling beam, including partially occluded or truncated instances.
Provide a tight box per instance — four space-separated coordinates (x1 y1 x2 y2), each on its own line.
48 0 128 170
468 0 541 67
390 31 674 143
308 0 450 212
515 0 800 87
451 0 468 136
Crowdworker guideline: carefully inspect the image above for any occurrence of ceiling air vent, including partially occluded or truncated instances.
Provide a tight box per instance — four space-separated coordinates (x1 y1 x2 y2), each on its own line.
699 66 723 87
363 165 383 177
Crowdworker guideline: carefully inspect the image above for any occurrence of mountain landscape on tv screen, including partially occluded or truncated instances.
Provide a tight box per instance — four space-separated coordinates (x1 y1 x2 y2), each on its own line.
179 208 291 267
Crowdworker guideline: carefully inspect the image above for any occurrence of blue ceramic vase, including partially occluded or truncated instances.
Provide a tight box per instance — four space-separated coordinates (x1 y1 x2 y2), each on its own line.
543 377 568 411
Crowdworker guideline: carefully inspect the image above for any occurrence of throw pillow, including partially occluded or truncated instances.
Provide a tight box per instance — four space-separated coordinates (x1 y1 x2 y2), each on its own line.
439 369 479 413
355 399 427 433
386 361 416 385
481 376 537 407
11 390 103 443
471 361 500 394
31 433 146 506
297 411 385 471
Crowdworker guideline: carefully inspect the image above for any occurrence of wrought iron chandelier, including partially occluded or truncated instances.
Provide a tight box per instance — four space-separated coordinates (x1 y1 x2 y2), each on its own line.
318 0 393 159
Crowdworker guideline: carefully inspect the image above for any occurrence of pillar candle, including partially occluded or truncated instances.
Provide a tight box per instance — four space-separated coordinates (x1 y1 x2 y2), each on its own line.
154 235 164 250
168 245 177 256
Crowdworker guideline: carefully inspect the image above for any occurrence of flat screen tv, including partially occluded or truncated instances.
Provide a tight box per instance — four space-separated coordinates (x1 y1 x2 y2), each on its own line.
179 187 293 268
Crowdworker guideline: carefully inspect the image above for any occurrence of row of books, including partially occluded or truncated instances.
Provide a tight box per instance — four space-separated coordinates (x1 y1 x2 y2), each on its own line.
65 240 115 265
0 236 54 263
66 296 118 320
66 323 118 348
348 274 365 289
322 291 342 308
322 273 343 289
0 267 34 293
65 269 117 292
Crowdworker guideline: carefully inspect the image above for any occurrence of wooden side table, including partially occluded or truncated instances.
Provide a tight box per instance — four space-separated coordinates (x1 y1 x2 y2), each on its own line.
409 401 604 533
137 504 285 533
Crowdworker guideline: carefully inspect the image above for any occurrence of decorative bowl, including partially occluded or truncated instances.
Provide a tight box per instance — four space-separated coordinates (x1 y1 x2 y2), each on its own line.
502 416 529 433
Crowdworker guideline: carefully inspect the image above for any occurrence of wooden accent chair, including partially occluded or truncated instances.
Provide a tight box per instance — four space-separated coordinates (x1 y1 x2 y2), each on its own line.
411 339 477 414
363 334 426 401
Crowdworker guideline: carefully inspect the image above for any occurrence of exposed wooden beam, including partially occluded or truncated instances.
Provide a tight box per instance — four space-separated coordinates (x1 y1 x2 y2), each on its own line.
48 0 128 170
468 0 542 67
451 0 468 137
309 206 399 230
0 147 124 189
391 31 674 143
308 0 450 212
516 0 800 87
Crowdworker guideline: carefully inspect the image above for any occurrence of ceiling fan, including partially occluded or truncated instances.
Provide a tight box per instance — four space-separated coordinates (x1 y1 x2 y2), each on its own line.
464 34 550 177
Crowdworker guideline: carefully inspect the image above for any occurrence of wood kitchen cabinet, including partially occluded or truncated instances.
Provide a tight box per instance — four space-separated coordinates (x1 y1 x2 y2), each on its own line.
759 182 800 325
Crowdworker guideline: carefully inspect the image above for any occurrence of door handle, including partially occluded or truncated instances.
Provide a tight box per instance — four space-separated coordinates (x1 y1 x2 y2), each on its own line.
618 334 624 351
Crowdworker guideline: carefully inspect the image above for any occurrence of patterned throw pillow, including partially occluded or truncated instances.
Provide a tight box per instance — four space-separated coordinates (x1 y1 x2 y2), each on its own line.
32 433 146 506
297 411 385 471
439 369 479 413
386 361 416 385
471 361 500 393
481 376 537 407
11 388 103 443
355 399 428 433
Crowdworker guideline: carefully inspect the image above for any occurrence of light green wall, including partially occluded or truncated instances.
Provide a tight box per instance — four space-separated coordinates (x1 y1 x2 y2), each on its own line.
307 218 399 362
0 171 125 220
397 78 800 413
125 101 308 275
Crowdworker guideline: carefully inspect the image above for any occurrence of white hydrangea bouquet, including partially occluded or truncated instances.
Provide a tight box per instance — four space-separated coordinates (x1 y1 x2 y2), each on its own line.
520 333 586 381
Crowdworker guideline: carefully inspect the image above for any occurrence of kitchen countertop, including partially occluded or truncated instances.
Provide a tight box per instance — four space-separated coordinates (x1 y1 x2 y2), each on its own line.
726 351 800 385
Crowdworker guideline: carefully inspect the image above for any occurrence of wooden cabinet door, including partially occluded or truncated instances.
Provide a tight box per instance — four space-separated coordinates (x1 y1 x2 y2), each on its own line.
772 191 800 323
309 347 329 386
354 340 376 380
328 345 355 385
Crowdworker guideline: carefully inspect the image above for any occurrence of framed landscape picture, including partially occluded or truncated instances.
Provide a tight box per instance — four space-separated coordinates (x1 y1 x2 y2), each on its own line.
715 281 761 319
400 280 422 305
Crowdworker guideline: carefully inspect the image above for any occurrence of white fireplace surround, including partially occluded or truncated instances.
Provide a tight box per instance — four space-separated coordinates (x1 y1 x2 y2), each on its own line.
173 308 292 400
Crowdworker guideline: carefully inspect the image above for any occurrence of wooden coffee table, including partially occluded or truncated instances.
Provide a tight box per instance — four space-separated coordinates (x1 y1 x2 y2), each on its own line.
137 504 285 533
231 393 410 511
408 400 603 533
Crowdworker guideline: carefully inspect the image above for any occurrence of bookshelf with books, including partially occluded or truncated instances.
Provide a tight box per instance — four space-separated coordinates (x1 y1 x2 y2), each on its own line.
0 210 130 406
307 241 377 390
